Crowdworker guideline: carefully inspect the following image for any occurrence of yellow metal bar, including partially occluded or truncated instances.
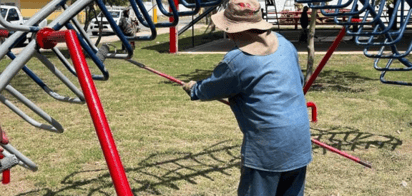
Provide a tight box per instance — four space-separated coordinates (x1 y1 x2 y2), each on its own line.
152 0 157 23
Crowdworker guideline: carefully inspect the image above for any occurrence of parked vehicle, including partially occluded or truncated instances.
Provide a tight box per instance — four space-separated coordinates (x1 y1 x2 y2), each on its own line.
88 6 139 36
0 4 47 44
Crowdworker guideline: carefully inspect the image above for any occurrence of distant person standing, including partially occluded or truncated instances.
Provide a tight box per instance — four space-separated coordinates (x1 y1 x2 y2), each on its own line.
119 9 136 51
299 6 309 42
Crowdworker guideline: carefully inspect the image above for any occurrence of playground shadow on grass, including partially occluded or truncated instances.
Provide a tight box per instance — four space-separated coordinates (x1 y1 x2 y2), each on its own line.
16 140 241 196
311 126 402 152
16 127 402 195
303 69 379 93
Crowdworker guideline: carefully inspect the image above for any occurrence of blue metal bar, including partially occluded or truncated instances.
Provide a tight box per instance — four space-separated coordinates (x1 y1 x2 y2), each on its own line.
180 0 222 7
155 0 195 17
128 0 157 40
65 22 109 80
178 6 218 35
152 0 179 25
175 0 201 16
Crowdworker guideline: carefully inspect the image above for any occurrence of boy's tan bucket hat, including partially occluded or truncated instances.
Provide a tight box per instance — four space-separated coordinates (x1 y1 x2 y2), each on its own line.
211 0 273 33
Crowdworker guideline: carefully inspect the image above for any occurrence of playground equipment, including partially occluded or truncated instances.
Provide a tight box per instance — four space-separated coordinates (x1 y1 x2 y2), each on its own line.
296 0 412 85
4 0 404 193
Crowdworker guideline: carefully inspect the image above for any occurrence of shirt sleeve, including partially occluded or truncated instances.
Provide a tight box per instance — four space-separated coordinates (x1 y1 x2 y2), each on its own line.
190 61 241 101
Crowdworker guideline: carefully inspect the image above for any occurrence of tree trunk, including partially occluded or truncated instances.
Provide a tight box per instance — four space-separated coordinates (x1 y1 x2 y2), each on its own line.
305 8 318 84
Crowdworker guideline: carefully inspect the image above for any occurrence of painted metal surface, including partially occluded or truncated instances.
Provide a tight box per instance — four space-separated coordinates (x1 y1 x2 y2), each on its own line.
0 148 10 184
306 102 317 123
64 30 133 196
303 26 347 94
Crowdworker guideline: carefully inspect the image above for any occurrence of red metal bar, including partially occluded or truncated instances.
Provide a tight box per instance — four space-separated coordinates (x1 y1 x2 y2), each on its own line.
0 30 9 38
127 59 230 105
37 28 133 195
299 26 371 167
0 150 10 184
0 127 8 144
0 128 10 184
311 139 371 168
0 148 10 184
303 26 347 95
169 0 179 53
36 28 66 49
2 169 10 184
306 102 317 122
63 30 133 196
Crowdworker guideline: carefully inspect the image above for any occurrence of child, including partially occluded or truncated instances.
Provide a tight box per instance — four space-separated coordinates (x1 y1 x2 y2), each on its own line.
182 0 312 195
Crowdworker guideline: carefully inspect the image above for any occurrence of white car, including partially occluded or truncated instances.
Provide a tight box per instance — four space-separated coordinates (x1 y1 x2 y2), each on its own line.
0 5 25 27
0 5 47 44
88 7 138 36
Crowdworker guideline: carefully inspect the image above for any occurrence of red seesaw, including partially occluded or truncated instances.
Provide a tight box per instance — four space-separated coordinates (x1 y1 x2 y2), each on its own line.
36 28 133 195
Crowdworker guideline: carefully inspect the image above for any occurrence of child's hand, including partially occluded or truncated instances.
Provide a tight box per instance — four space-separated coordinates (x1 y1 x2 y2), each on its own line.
182 81 196 95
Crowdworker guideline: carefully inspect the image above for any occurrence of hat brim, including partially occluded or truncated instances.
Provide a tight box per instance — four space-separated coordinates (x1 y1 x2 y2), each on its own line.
211 11 273 33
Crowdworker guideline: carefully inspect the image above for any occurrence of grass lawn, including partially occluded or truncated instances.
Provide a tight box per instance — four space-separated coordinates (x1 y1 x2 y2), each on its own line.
1 29 412 195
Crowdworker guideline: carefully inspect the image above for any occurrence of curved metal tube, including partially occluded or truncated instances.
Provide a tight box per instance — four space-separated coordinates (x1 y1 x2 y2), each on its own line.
1 144 38 171
374 58 412 72
170 0 201 16
155 0 181 22
316 0 356 10
129 0 157 39
0 85 64 133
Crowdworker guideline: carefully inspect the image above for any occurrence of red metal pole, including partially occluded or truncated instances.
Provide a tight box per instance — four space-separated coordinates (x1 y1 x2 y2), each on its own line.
127 59 230 105
1 128 10 184
303 26 347 94
0 148 10 184
311 139 371 167
299 26 371 167
63 30 133 196
2 169 10 184
36 28 66 49
0 30 9 38
169 0 179 53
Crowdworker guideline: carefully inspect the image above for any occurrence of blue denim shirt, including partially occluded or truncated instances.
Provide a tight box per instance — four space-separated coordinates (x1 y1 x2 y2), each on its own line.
190 33 312 172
